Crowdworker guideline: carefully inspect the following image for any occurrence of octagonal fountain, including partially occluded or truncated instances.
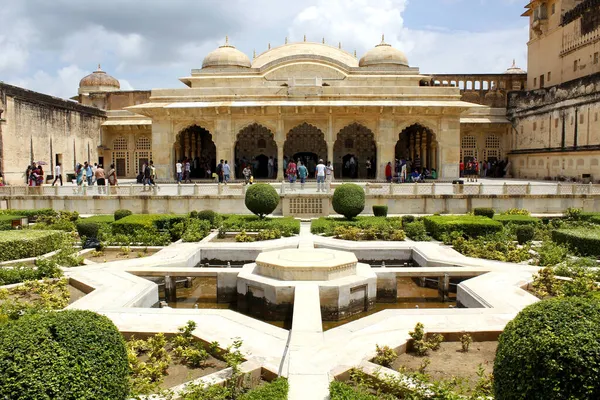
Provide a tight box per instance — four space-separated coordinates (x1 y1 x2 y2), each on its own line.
236 249 377 321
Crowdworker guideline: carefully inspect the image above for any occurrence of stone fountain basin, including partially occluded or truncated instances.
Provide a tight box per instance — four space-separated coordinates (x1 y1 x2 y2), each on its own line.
255 249 358 281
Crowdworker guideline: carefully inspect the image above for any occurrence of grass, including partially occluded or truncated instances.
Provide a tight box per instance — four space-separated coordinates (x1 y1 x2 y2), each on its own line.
81 215 115 224
493 214 540 225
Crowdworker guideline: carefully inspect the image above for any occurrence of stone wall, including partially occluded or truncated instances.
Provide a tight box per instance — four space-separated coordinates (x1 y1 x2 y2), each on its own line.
507 72 600 180
0 83 106 185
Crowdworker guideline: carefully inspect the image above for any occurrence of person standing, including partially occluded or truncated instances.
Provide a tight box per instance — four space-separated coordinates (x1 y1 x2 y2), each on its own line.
365 158 372 179
326 161 334 183
75 163 84 192
286 158 297 191
223 160 231 183
184 159 192 183
315 159 326 192
52 163 63 186
243 165 252 185
142 162 151 190
298 161 308 190
268 156 274 179
149 161 157 188
107 163 117 194
92 163 98 185
385 162 393 182
84 162 93 186
175 160 183 184
95 164 106 194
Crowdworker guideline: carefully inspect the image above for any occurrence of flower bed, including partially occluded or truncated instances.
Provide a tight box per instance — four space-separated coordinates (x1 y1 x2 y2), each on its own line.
0 230 66 262
221 215 299 236
311 217 405 241
423 215 503 240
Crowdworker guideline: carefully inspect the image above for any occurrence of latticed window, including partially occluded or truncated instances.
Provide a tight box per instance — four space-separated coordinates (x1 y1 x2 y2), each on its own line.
461 136 476 149
485 135 500 149
136 136 151 150
113 137 128 150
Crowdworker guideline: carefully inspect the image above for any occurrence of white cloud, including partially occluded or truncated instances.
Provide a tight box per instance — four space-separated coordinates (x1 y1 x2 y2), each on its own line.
12 65 88 99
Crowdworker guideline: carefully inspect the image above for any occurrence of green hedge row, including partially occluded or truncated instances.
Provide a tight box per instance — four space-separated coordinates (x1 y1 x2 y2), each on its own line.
0 214 24 231
0 230 66 262
493 214 540 225
111 214 186 235
311 216 403 236
329 381 378 400
423 215 503 240
0 208 56 222
82 215 115 224
238 378 289 400
552 228 600 257
222 215 300 235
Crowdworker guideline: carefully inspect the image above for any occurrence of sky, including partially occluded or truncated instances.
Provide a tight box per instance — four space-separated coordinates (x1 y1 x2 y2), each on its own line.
0 0 529 99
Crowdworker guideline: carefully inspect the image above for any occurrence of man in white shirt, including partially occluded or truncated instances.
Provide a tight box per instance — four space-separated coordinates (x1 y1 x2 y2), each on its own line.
223 160 231 183
52 163 62 186
175 160 183 183
268 156 274 179
315 159 327 192
326 161 334 183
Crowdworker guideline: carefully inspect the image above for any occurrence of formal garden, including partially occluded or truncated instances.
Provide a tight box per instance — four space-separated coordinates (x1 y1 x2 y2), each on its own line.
1 182 600 398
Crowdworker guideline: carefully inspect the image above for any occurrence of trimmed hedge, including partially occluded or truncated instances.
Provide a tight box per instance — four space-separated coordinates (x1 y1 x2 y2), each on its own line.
82 215 115 224
311 216 403 236
0 208 56 222
372 205 388 217
114 209 132 221
182 219 211 242
423 215 503 240
192 210 221 228
0 230 66 262
552 227 600 257
332 184 365 219
245 183 280 218
473 207 495 218
222 215 300 235
76 221 99 239
0 214 24 230
0 310 130 399
401 215 415 226
516 225 535 244
494 297 600 400
329 381 378 400
112 214 186 235
238 377 289 400
493 214 540 225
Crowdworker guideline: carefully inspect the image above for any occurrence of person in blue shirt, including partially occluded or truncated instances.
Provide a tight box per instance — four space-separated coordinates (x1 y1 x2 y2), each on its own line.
297 160 308 190
84 162 93 186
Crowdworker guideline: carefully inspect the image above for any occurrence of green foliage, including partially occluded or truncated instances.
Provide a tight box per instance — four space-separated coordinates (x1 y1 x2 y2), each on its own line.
114 209 133 221
31 211 79 232
409 322 444 356
103 231 172 246
501 208 530 216
552 227 600 257
0 278 70 322
401 215 415 226
332 225 405 241
423 215 503 240
565 207 583 220
450 233 531 263
403 220 430 241
0 260 62 286
329 380 380 400
0 310 130 399
459 334 473 352
494 297 600 400
493 214 540 225
473 207 495 218
0 214 25 230
256 229 281 241
82 214 115 224
182 219 211 243
534 240 569 266
128 333 171 395
222 215 299 236
235 230 255 242
192 210 222 228
532 259 599 299
332 184 365 219
372 205 388 217
244 183 280 218
0 208 57 222
373 344 397 368
76 220 100 239
112 214 187 242
516 225 535 244
311 216 403 236
0 230 66 262
238 378 289 400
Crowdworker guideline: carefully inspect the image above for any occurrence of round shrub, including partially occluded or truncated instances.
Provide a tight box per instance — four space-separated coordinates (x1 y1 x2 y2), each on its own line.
76 220 99 239
0 310 130 399
372 205 388 217
494 297 600 400
194 210 220 227
474 207 495 218
245 183 280 218
332 184 365 220
516 225 535 244
114 209 132 221
402 215 415 226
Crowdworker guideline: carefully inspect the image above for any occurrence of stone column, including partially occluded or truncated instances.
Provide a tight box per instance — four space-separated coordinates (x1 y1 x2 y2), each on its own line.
151 121 174 180
377 117 395 180
276 118 285 180
214 117 233 179
185 132 191 159
439 117 461 178
410 132 416 161
327 115 334 165
421 132 427 169
430 142 438 171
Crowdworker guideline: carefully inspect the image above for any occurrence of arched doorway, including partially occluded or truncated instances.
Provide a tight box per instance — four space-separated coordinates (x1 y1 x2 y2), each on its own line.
175 125 216 179
396 124 438 174
235 124 277 179
284 123 327 176
334 123 376 179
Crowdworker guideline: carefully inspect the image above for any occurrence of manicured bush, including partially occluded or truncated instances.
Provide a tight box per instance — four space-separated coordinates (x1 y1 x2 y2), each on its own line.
332 184 365 219
404 221 430 241
0 208 57 222
494 297 600 400
238 377 289 400
222 215 300 235
193 210 220 227
423 215 503 240
493 214 540 225
76 220 100 239
0 214 24 230
112 214 186 236
329 381 379 400
0 262 62 286
0 230 66 262
182 219 211 242
245 183 280 218
372 205 388 217
311 217 403 236
401 215 415 226
114 209 132 221
516 225 535 244
82 215 115 224
474 207 495 218
502 208 530 216
0 310 129 399
552 227 600 257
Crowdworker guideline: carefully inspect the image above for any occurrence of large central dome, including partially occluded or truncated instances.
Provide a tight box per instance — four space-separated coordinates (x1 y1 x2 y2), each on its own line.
252 41 359 69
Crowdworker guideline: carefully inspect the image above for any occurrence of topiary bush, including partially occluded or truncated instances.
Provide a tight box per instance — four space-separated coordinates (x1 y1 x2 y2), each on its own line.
76 220 100 239
114 209 132 221
494 297 600 400
516 225 535 245
404 221 430 241
193 210 220 227
372 205 388 217
0 310 130 399
332 184 365 220
474 208 495 218
244 183 280 219
402 215 415 226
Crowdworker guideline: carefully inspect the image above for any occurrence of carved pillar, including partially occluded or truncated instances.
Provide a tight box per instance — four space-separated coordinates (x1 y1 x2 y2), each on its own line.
420 131 426 169
377 117 395 180
430 142 438 171
151 121 174 180
327 114 334 165
409 132 415 161
185 132 191 159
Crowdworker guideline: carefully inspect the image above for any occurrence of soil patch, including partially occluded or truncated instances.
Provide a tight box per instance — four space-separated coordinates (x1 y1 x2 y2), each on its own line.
393 341 497 390
85 249 157 263
151 351 227 389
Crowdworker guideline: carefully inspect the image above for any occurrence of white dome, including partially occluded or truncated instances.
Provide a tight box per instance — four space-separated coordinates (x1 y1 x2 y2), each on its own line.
252 41 359 69
504 59 526 74
202 38 251 69
359 36 409 68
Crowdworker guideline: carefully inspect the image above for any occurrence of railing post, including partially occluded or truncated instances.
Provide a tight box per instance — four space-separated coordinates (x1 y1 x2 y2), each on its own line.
556 182 561 195
479 182 483 195
242 184 246 195
526 183 532 195
54 186 59 196
572 184 576 195
388 183 393 195
217 183 223 195
177 184 182 196
365 183 370 195
413 183 418 195
432 183 436 195
129 184 134 196
82 184 87 196
280 181 285 195
193 184 199 196
503 182 508 195
589 182 593 195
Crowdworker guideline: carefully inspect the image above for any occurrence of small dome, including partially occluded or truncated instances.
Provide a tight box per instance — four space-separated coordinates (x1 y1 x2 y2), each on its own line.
504 59 526 74
359 35 409 68
202 37 251 69
79 65 120 91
